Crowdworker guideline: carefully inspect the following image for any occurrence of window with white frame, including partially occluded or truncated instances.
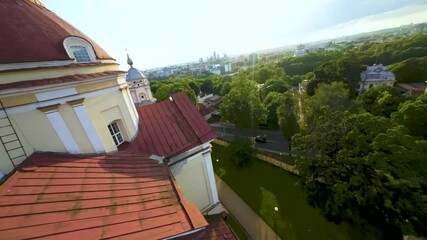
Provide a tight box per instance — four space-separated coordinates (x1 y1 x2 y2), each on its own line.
63 37 96 63
108 121 124 146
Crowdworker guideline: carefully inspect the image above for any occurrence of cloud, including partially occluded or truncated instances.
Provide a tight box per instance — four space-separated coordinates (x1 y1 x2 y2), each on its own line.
304 2 427 42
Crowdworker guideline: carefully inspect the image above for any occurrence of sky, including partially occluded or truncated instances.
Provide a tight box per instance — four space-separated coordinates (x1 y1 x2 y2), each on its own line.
42 0 427 70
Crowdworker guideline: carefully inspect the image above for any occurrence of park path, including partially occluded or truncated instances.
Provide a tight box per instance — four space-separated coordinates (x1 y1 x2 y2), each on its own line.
216 175 281 240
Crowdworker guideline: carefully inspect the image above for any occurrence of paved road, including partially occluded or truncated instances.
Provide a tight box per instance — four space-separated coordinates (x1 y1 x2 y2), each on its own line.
216 175 281 240
210 123 289 154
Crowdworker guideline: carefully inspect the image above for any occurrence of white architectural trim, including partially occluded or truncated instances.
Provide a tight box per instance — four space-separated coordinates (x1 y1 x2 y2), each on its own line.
2 86 120 116
36 88 77 101
149 154 165 163
63 37 97 63
0 59 116 72
71 103 105 153
120 88 139 129
203 150 219 203
0 60 75 71
45 110 80 154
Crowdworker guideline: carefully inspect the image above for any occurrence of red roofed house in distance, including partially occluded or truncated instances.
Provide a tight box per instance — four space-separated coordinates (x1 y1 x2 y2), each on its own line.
0 0 235 239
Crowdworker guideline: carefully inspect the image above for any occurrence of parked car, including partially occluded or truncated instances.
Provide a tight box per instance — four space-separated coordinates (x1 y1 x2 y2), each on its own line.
255 135 267 143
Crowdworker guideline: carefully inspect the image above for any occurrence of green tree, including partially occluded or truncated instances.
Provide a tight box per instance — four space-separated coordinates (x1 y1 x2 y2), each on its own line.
277 92 300 149
294 112 427 239
227 139 257 168
219 77 267 130
389 56 427 83
220 82 232 96
305 82 353 117
201 78 214 94
154 82 197 105
358 85 402 117
263 92 283 129
392 94 427 139
187 80 200 96
260 78 289 100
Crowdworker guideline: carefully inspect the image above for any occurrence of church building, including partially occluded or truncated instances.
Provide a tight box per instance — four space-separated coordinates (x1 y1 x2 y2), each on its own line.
0 1 233 239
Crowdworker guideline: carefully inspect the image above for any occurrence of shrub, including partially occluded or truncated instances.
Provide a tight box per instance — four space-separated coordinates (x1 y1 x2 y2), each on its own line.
227 139 257 168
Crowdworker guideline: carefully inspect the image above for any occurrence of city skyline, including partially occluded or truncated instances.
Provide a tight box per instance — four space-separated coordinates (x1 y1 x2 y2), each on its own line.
42 0 427 70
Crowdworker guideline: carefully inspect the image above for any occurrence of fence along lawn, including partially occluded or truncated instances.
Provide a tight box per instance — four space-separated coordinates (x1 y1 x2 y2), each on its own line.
211 143 364 240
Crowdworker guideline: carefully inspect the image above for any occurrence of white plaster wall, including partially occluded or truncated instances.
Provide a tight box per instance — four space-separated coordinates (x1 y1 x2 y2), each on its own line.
170 154 214 211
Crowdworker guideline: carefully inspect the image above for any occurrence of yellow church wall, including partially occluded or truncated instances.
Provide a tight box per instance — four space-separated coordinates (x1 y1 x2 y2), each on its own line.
0 114 36 175
9 110 66 153
1 77 123 109
75 79 118 94
84 89 138 153
0 64 119 84
1 94 37 108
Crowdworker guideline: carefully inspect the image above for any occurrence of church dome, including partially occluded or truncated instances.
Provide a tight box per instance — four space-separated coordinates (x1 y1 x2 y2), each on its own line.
126 67 147 81
0 0 114 64
125 54 148 83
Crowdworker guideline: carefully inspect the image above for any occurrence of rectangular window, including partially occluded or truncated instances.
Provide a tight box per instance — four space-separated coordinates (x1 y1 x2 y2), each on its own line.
108 122 124 146
70 45 92 62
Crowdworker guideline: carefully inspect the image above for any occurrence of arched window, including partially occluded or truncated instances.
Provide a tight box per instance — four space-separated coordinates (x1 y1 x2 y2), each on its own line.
63 37 96 63
107 121 124 146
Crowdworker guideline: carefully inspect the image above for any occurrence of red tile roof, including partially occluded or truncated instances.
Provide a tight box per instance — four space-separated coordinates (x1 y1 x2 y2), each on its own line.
0 71 126 90
0 0 113 64
122 92 217 157
202 215 239 240
199 104 218 117
0 152 208 239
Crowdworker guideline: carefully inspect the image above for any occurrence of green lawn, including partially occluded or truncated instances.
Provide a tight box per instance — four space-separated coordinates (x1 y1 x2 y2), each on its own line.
212 143 363 240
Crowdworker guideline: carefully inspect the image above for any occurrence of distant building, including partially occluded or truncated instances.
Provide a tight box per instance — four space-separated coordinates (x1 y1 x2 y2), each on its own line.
299 79 309 93
198 95 222 120
248 53 259 64
294 44 307 57
358 64 396 94
125 54 156 105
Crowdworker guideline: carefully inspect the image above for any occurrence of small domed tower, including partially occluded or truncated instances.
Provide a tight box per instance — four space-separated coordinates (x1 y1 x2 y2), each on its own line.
125 54 156 105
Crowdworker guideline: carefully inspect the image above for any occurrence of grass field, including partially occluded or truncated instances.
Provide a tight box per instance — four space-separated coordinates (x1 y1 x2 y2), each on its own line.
211 143 363 240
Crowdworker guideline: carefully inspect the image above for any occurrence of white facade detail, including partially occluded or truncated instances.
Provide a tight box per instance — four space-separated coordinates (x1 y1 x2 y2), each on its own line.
36 88 77 101
71 103 105 153
45 109 80 154
121 88 139 130
2 86 120 116
63 37 97 63
203 149 219 203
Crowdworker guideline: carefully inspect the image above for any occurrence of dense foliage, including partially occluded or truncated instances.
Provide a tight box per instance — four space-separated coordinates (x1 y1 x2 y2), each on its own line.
219 77 267 129
149 34 427 239
226 139 257 168
389 56 427 83
278 51 344 76
293 83 427 239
